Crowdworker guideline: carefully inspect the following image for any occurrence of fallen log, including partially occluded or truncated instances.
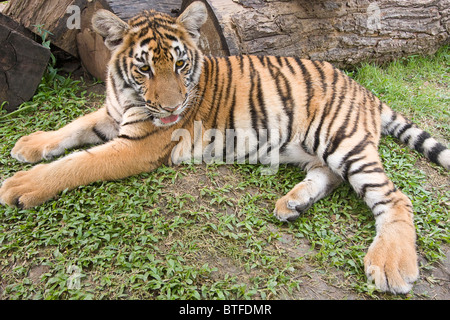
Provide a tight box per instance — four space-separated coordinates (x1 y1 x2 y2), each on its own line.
3 0 82 57
0 13 50 112
3 0 449 83
183 0 450 68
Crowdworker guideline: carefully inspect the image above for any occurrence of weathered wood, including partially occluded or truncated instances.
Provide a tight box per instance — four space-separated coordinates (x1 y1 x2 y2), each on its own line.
76 0 110 81
0 7 37 40
4 0 448 84
105 0 182 21
182 0 450 68
3 0 85 57
0 13 50 112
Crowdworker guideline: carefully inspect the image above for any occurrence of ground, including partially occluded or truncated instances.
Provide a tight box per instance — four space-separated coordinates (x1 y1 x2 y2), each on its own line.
0 47 448 300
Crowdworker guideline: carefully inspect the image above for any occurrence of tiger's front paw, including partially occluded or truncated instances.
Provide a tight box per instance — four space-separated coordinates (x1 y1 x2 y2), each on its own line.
11 131 63 163
273 195 314 222
364 224 419 294
0 165 56 208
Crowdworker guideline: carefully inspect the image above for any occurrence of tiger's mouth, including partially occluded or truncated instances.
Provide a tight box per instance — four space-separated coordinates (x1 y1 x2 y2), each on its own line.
159 114 180 124
151 104 185 127
146 98 192 127
152 113 182 127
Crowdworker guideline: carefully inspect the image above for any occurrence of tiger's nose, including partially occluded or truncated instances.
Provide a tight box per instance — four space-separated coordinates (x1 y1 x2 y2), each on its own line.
162 105 181 112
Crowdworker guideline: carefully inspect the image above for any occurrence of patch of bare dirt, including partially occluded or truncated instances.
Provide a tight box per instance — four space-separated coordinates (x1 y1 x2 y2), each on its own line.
413 245 450 299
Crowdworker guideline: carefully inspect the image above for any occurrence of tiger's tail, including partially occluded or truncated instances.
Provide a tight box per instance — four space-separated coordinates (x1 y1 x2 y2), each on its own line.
380 103 450 170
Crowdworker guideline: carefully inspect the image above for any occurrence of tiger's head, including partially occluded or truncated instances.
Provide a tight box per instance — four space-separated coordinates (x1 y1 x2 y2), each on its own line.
92 2 207 126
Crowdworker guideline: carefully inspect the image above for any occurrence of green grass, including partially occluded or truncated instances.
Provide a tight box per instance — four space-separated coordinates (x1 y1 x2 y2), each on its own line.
0 47 449 300
349 49 449 141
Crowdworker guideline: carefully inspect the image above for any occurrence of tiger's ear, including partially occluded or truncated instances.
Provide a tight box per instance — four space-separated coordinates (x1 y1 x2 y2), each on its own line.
92 9 129 51
177 1 207 43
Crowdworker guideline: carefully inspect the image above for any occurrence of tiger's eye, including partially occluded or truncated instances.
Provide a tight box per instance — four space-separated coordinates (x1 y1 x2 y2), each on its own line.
140 65 150 72
175 60 185 68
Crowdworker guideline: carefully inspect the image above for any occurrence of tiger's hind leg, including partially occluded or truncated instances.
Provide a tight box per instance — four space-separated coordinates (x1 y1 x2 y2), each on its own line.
274 165 342 222
328 142 419 294
11 107 118 163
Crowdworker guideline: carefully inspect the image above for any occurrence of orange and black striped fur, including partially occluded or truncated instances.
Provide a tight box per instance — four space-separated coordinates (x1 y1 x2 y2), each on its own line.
1 2 449 294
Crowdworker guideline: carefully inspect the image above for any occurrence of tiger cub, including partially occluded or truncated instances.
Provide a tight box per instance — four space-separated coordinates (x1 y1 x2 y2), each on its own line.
0 2 448 294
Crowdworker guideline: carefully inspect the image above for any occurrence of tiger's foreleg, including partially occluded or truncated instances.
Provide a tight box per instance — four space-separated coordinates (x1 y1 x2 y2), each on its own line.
274 165 342 222
11 107 118 163
0 137 154 208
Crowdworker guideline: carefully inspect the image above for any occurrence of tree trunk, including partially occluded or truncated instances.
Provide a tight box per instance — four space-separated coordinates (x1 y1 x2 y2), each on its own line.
183 0 450 68
0 13 50 112
3 0 84 57
3 0 449 82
